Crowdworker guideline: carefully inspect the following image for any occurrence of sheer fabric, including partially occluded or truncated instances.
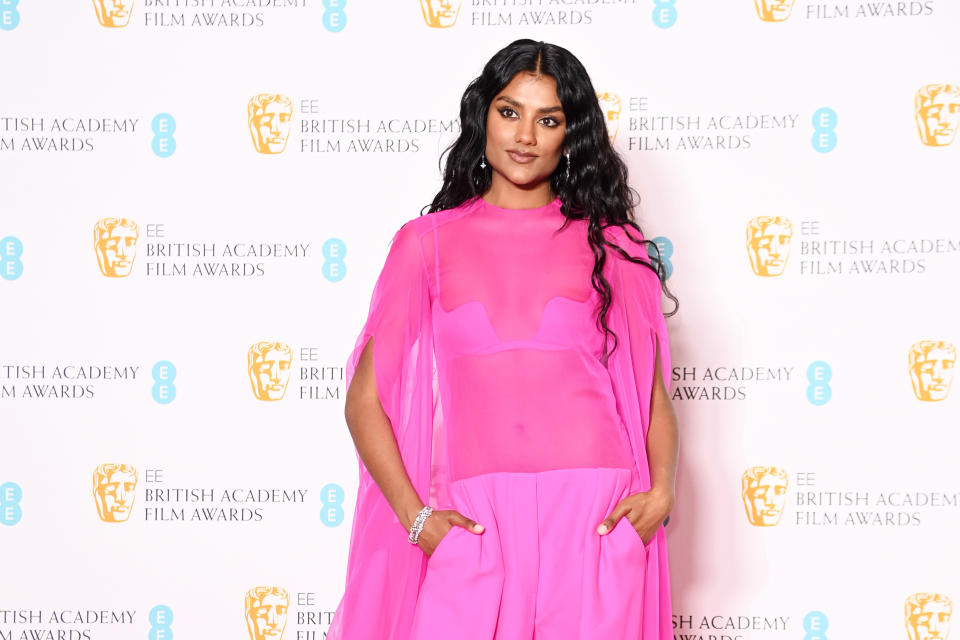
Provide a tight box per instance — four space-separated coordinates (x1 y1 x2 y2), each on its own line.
328 196 672 640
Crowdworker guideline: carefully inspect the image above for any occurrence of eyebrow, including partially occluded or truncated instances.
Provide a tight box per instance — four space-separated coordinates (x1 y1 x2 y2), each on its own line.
495 95 564 115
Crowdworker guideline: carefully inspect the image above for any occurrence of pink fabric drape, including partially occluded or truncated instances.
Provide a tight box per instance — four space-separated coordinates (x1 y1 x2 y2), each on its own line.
328 204 672 639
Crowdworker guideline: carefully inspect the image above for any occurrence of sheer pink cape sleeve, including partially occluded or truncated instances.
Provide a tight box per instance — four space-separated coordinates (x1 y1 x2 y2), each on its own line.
603 223 674 640
327 221 438 640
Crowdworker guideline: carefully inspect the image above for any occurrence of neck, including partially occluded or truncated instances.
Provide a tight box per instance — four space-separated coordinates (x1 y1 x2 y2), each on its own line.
482 175 555 210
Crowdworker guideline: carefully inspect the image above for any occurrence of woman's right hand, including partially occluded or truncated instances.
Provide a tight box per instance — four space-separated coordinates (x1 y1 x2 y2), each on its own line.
416 509 484 557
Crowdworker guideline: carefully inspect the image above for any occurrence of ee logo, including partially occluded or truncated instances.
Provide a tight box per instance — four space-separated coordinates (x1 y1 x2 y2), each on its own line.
647 236 674 279
152 361 177 404
812 107 837 153
323 238 346 282
1 236 24 280
652 0 676 28
1 482 23 526
151 113 176 158
803 610 828 640
320 483 344 526
806 361 832 405
0 0 20 31
149 605 173 640
322 0 346 32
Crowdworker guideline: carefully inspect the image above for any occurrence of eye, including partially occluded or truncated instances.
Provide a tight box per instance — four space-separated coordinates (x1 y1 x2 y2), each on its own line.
539 117 561 128
498 107 518 119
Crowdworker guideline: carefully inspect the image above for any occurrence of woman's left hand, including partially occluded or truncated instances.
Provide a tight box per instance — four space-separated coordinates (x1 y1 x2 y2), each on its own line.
596 486 674 546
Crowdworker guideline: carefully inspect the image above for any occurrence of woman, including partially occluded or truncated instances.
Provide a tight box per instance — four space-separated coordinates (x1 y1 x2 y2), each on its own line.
328 39 679 640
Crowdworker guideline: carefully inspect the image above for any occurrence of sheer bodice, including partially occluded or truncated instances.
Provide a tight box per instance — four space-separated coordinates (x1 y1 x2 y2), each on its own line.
422 196 634 481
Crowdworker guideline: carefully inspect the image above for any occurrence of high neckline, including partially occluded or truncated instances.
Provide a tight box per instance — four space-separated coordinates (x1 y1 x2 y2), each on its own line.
477 196 563 215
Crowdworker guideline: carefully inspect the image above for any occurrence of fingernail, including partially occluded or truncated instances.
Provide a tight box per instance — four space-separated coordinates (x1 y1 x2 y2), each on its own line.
474 523 484 533
597 524 608 535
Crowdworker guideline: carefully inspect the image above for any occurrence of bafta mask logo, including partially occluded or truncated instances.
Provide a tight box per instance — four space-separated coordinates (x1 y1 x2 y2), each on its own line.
746 216 793 277
93 0 133 27
915 84 960 147
905 593 952 640
597 92 622 144
248 94 294 154
245 587 289 640
248 342 293 401
741 466 788 527
419 0 461 27
94 218 139 278
909 341 956 402
93 463 137 523
753 0 795 21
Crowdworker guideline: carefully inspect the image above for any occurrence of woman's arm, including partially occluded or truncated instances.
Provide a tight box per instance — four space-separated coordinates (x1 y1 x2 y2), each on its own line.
645 345 679 509
596 346 678 541
345 336 484 553
344 336 426 531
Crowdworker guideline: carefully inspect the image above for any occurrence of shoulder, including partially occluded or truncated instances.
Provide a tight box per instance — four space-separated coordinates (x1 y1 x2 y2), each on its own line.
395 199 478 238
602 222 653 267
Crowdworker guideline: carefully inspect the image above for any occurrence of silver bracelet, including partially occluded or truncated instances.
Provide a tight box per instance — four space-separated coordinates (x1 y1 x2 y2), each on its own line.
408 505 434 544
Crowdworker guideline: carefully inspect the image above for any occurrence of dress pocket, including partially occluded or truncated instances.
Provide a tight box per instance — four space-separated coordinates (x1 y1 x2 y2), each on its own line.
427 525 466 564
615 519 649 556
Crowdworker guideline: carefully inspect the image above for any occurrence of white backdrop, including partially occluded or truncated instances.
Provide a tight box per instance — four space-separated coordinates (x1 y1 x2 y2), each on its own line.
1 1 958 639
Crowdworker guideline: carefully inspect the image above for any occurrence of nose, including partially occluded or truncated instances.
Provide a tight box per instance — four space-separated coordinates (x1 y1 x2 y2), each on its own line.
515 117 536 146
269 362 281 383
266 608 277 626
930 363 944 384
115 486 127 505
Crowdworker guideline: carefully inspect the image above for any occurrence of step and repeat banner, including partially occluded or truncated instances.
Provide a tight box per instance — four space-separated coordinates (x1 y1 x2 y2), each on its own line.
1 1 957 639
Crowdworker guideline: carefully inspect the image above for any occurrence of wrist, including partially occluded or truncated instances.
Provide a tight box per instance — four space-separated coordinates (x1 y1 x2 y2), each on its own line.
401 502 426 530
648 484 675 511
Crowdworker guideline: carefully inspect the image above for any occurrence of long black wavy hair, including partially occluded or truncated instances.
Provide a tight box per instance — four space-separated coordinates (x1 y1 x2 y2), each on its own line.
423 38 678 365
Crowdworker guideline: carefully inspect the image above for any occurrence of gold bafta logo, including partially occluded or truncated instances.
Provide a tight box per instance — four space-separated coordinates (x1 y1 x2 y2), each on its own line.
248 94 294 154
95 218 139 278
753 0 795 21
93 463 137 523
248 342 294 401
597 92 622 144
909 341 956 402
905 593 952 640
92 0 133 27
245 587 289 640
741 466 788 527
746 216 793 277
915 84 960 147
419 0 461 27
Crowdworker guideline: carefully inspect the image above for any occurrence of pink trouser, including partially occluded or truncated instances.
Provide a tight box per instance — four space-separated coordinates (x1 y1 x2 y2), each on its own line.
409 466 652 639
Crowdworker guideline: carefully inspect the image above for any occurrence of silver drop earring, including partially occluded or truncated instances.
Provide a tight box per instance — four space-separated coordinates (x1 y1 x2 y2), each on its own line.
480 153 487 170
564 152 571 181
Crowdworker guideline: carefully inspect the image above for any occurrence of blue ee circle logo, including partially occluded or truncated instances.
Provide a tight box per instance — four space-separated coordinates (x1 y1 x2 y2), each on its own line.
323 238 346 282
652 0 677 28
320 483 344 526
812 107 837 153
806 361 832 405
1 236 24 280
152 360 177 404
322 0 346 32
647 236 674 279
149 605 173 640
152 113 177 158
0 482 23 526
803 610 828 640
0 0 21 31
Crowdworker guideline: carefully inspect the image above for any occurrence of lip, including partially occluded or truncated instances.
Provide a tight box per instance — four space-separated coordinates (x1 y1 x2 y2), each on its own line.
506 150 537 164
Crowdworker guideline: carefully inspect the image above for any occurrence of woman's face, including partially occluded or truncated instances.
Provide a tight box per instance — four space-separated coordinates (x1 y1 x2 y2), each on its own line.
484 72 566 190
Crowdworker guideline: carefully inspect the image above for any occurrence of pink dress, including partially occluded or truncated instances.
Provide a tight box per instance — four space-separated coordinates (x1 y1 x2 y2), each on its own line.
328 196 672 639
